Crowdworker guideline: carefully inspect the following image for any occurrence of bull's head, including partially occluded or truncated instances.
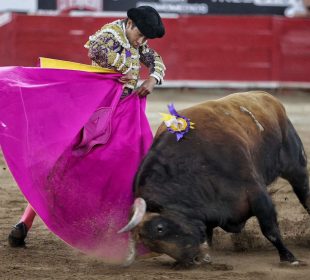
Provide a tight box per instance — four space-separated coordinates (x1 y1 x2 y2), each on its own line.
119 198 211 266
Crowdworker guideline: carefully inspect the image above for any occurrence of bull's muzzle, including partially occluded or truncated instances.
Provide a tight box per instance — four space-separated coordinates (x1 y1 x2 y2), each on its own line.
118 197 146 233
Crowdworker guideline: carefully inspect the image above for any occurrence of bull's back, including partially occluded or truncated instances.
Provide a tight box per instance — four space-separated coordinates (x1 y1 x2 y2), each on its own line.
152 91 289 184
156 91 287 147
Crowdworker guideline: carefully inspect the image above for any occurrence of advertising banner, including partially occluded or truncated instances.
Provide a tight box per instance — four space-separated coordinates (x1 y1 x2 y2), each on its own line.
103 0 304 16
0 0 37 13
57 0 102 12
36 0 307 16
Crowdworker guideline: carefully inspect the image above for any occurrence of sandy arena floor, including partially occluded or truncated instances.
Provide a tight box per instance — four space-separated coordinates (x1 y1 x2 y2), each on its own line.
0 89 310 280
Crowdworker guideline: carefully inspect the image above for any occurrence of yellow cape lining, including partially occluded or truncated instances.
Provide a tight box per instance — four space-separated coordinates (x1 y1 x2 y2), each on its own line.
39 57 117 74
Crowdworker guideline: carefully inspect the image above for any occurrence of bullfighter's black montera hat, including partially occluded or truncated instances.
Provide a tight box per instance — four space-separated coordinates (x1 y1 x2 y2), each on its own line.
127 6 165 39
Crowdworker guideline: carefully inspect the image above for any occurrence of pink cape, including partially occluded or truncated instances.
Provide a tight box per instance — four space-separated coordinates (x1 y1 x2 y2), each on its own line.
0 67 153 263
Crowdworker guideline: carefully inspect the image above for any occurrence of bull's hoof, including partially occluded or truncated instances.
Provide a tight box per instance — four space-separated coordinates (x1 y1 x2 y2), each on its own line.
172 255 212 270
172 262 195 270
8 222 28 247
193 254 212 265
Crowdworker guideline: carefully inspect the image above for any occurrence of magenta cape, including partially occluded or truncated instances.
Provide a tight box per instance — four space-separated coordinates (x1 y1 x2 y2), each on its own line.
0 67 153 263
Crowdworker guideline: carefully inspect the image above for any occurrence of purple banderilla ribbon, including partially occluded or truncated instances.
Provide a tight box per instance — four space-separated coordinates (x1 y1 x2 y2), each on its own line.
167 104 191 141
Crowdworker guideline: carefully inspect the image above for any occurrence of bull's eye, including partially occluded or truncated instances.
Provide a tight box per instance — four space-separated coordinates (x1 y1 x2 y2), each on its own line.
157 224 164 233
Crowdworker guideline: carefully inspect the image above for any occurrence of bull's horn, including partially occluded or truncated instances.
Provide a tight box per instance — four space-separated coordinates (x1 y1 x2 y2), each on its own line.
118 198 146 233
122 235 136 267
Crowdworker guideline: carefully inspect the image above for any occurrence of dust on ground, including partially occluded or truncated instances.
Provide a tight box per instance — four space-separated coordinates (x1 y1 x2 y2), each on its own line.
1 89 310 280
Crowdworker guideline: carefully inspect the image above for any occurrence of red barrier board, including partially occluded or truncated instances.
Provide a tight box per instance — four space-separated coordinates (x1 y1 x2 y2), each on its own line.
0 14 309 84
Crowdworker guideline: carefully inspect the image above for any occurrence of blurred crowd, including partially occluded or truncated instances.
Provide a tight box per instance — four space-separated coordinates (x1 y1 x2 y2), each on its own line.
285 0 310 17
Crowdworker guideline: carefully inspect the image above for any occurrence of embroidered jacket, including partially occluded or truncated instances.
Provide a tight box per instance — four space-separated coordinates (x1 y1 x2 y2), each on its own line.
85 19 166 90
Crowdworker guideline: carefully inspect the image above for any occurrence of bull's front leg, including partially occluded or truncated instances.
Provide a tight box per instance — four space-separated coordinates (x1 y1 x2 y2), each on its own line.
250 188 301 265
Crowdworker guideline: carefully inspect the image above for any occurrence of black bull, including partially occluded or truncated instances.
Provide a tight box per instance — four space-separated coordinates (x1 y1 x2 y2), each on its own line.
119 91 310 266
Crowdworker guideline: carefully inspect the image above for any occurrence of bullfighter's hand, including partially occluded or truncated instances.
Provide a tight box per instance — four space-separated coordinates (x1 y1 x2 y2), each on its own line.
119 72 133 84
136 76 157 97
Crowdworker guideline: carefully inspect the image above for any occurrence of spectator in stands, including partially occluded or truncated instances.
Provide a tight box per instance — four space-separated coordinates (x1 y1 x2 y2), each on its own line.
303 0 310 15
8 5 166 247
285 0 310 17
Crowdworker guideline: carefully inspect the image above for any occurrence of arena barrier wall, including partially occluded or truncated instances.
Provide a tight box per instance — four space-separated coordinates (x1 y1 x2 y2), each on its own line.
0 13 309 88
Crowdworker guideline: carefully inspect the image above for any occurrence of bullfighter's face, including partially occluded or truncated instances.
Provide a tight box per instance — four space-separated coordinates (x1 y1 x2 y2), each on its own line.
133 213 210 266
125 19 147 49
